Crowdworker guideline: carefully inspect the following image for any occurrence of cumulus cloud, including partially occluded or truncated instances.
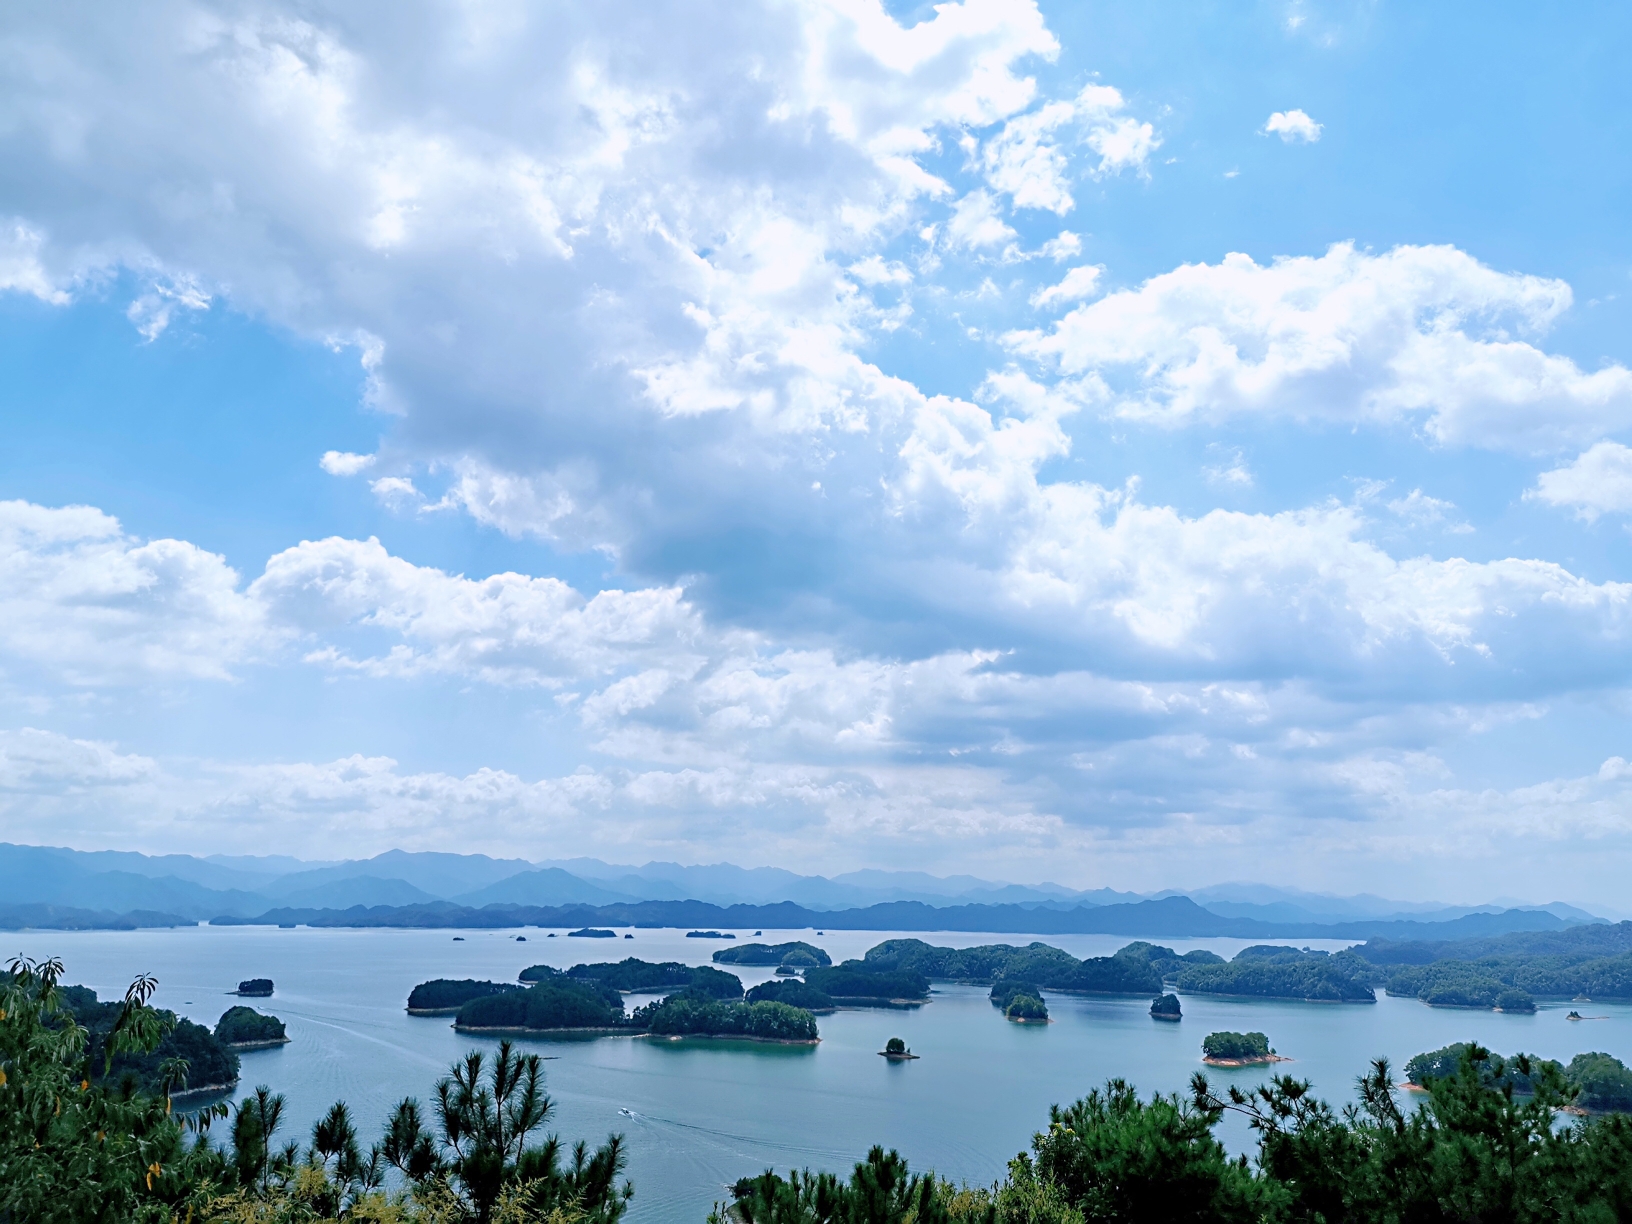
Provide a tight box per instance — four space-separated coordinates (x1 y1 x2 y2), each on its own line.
253 535 706 685
1264 109 1322 142
1005 242 1632 451
320 450 376 476
1030 264 1102 309
0 500 268 683
979 84 1158 215
1530 442 1632 520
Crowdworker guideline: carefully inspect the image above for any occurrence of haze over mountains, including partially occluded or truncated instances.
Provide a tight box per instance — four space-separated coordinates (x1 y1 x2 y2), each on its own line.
0 843 1606 935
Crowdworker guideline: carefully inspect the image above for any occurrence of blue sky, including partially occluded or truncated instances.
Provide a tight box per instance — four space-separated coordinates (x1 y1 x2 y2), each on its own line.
3 0 1632 903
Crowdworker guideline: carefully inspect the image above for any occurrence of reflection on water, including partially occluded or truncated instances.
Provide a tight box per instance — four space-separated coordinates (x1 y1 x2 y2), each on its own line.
9 924 1630 1224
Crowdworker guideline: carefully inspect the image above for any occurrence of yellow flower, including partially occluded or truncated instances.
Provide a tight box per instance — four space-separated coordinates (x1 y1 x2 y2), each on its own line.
80 1078 89 1091
0 1067 7 1087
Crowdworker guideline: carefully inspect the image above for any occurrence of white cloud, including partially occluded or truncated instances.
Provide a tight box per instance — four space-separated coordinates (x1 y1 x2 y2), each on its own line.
979 84 1158 213
1530 442 1632 520
252 535 706 686
0 500 268 684
944 189 1018 251
1078 85 1160 178
1030 264 1102 309
1005 242 1632 451
1264 109 1322 143
125 274 211 340
1386 488 1474 533
1202 445 1253 489
0 727 158 792
980 99 1077 213
0 220 71 304
892 389 1632 678
320 450 376 476
1038 231 1081 262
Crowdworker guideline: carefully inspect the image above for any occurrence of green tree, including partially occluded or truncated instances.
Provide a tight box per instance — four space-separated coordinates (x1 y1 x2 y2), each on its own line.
382 1040 632 1224
0 956 225 1223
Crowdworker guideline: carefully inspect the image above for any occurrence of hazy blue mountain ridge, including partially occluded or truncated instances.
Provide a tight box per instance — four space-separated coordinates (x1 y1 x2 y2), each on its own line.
0 843 1609 931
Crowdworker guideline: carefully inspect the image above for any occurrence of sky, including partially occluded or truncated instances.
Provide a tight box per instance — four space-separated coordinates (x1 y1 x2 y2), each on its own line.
2 0 1632 903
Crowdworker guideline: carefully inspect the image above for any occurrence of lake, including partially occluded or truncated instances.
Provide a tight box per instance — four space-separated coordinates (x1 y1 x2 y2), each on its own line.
9 924 1630 1224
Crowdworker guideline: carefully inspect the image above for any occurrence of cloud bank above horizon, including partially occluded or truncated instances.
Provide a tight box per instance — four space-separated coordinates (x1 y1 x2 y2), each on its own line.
2 0 1632 904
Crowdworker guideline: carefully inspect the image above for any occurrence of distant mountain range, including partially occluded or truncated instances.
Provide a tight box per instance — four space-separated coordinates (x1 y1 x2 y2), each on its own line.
0 842 1609 938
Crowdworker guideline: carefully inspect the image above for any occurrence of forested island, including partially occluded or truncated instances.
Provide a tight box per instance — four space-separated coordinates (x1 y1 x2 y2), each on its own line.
1201 1031 1284 1065
801 965 931 1005
1172 946 1377 1003
1406 1042 1632 1112
1353 923 1632 1010
711 940 832 967
234 978 274 997
406 978 523 1014
0 967 243 1098
425 958 821 1043
989 979 1050 1020
214 1005 289 1050
520 957 744 997
745 978 835 1011
1150 992 1182 1020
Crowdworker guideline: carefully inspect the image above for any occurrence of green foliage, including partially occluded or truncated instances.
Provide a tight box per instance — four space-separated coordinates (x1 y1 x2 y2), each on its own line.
884 1037 907 1055
51 977 241 1094
734 1042 1632 1224
1495 987 1537 1013
409 980 522 1011
1358 923 1632 1002
517 964 563 983
1201 1032 1271 1061
237 979 274 996
0 957 221 1224
1566 1052 1632 1111
745 979 835 1011
455 980 626 1031
1176 950 1375 1003
712 942 832 967
1005 995 1048 1022
1149 993 1181 1017
566 958 744 999
802 967 929 1001
1029 1081 1268 1223
990 980 1044 1010
216 1006 287 1046
634 996 818 1041
857 939 1223 997
715 1146 965 1224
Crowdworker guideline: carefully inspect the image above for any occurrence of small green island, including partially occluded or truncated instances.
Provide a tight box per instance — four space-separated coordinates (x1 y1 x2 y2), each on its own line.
745 978 835 1012
1404 1042 1632 1112
1202 1031 1286 1065
686 930 735 939
234 977 274 998
214 1005 289 1050
879 1036 918 1060
427 958 821 1044
989 979 1049 1022
407 978 523 1015
1150 992 1182 1021
35 980 243 1098
801 965 930 1007
712 941 832 968
521 958 745 998
567 928 617 938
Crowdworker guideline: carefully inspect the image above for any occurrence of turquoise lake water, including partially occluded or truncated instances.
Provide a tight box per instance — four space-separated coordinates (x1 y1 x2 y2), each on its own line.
9 924 1631 1224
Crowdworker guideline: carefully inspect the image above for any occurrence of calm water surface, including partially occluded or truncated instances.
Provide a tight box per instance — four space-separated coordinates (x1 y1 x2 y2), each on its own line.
10 925 1630 1224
